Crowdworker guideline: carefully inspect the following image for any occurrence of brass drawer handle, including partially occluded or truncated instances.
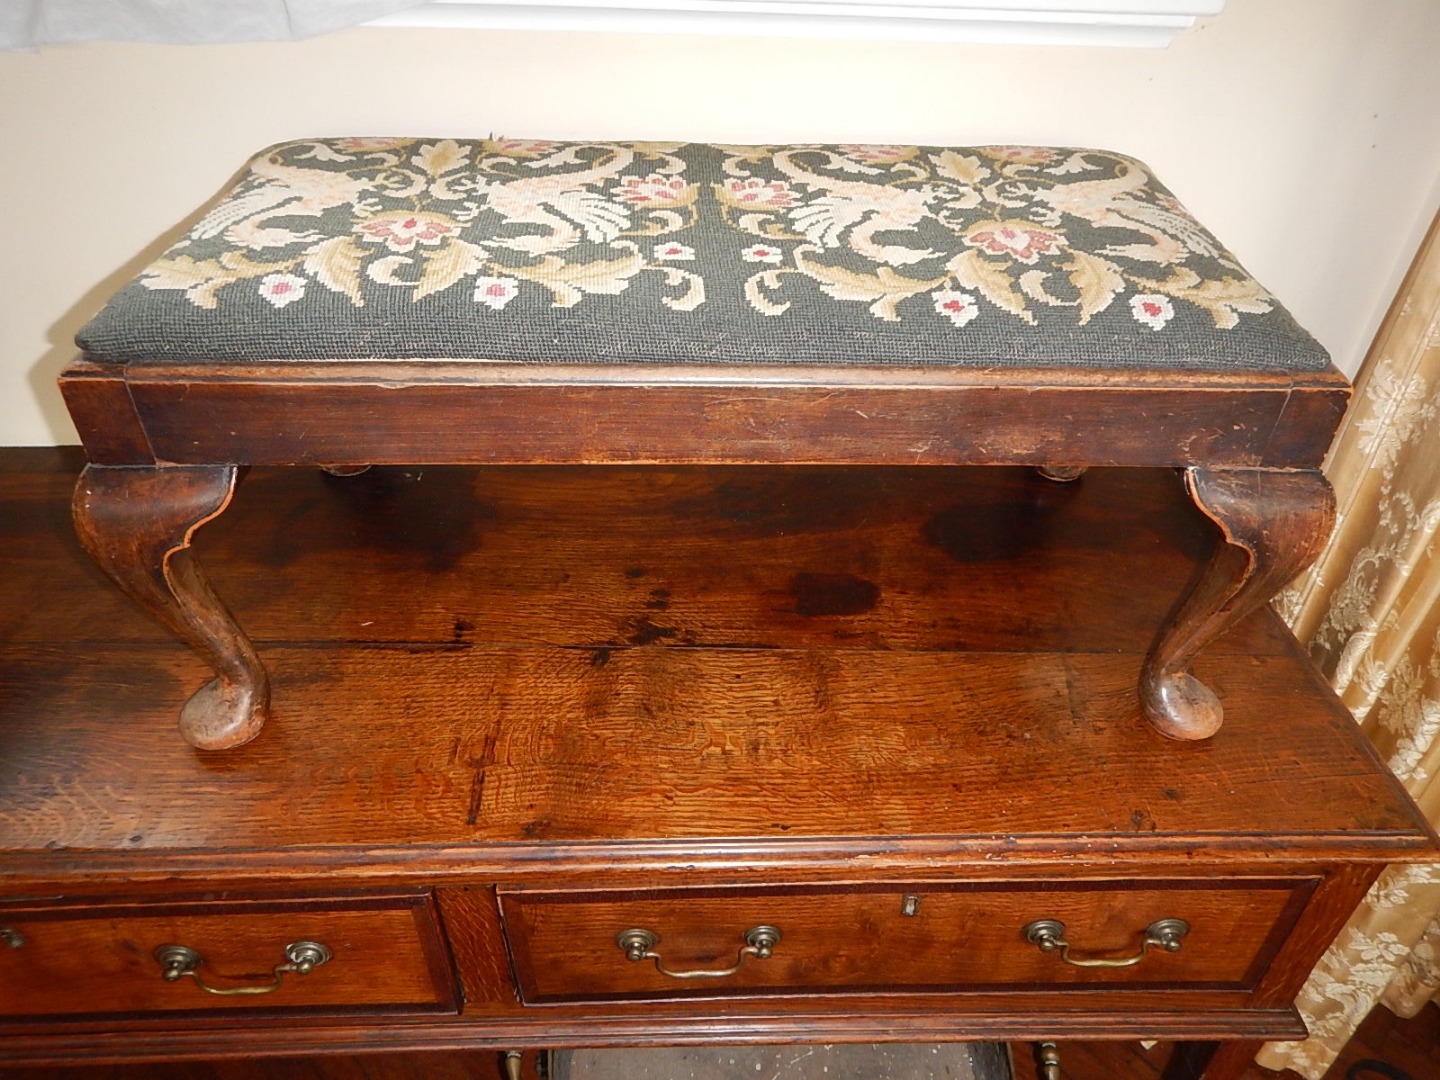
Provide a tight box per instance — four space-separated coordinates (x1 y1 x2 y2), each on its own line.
1 927 24 949
154 940 332 996
616 926 781 980
1023 918 1189 969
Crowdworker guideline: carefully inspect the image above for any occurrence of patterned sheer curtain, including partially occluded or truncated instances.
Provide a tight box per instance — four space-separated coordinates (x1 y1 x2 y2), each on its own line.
0 0 424 49
1257 211 1440 1079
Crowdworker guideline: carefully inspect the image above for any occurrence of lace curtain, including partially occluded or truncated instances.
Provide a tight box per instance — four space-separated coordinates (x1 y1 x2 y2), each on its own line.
1258 210 1440 1078
0 0 424 49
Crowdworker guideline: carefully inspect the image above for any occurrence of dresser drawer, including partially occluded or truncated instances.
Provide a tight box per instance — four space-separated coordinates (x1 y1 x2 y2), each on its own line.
499 880 1313 1003
0 893 458 1018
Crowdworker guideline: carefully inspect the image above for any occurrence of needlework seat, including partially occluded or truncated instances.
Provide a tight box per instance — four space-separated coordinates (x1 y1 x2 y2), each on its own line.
77 139 1328 372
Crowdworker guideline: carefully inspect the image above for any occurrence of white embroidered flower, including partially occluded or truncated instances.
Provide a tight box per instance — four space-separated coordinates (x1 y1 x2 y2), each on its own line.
653 242 695 262
1130 293 1175 330
933 290 979 328
742 243 783 265
258 273 306 309
474 275 520 310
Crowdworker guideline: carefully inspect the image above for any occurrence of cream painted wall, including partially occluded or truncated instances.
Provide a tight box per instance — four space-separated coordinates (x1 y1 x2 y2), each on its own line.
2 0 1438 445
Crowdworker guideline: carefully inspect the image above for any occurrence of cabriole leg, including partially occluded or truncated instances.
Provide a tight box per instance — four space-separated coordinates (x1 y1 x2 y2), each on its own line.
1141 467 1334 741
72 464 269 750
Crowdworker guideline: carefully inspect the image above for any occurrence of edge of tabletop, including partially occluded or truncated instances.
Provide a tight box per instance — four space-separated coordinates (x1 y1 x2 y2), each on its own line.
60 355 1354 392
0 828 1434 892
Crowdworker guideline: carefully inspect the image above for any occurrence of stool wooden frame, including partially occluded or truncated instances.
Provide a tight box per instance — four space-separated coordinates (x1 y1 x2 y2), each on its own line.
62 355 1348 750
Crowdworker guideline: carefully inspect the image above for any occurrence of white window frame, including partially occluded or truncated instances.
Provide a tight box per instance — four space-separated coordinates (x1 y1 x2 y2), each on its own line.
368 0 1225 46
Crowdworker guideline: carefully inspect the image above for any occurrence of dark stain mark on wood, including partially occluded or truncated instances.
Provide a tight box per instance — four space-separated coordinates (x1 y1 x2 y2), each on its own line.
923 501 1042 563
317 466 497 574
646 588 671 611
670 475 871 538
626 618 681 646
259 495 323 568
789 572 880 617
467 732 499 826
1130 808 1158 832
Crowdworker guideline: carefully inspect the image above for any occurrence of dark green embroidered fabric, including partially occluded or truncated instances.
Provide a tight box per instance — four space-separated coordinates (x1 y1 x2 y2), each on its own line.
77 138 1329 371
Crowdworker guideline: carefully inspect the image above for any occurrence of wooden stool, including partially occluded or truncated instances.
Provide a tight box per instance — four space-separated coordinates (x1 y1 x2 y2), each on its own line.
61 138 1348 750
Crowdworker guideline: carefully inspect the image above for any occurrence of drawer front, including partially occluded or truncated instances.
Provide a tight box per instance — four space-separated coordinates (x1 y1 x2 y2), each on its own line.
500 880 1312 1003
0 893 458 1018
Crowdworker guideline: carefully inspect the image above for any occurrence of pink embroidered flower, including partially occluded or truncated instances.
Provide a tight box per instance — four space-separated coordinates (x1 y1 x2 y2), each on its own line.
474 276 521 310
653 242 695 261
742 244 784 265
489 138 559 157
356 212 460 254
964 221 1063 264
837 144 913 164
614 174 689 205
258 273 306 309
332 137 414 152
981 146 1058 165
1130 294 1175 331
932 290 979 328
723 178 799 208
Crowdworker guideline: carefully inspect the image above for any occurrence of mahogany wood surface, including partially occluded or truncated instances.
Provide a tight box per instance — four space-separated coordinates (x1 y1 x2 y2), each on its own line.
91 362 1349 470
60 362 1350 471
0 448 1431 1080
72 464 269 749
7 952 1436 1079
0 460 1422 862
500 880 1305 1000
0 894 454 1017
1141 468 1336 740
54 364 151 466
57 356 1350 746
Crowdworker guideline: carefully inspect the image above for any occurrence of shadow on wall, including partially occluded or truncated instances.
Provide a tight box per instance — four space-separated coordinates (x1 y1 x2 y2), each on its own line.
26 159 253 447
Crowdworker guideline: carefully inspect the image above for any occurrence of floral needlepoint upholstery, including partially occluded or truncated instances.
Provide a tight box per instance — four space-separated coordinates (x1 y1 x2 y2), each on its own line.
77 139 1329 371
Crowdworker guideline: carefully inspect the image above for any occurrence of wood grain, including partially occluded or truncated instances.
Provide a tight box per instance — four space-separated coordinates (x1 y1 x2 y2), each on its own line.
0 645 1423 855
55 361 153 466
1142 469 1336 740
499 880 1308 1001
436 888 520 1008
6 464 1269 656
62 359 1349 470
71 464 268 748
0 448 1429 1076
0 894 455 1017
